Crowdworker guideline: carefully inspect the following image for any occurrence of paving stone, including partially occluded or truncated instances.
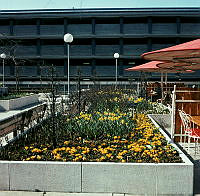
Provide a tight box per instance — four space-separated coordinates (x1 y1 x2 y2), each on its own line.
125 195 144 196
0 191 43 196
45 193 112 196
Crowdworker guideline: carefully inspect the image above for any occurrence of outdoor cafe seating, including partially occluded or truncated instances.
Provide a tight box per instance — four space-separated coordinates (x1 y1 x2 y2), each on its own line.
178 109 200 155
170 85 200 156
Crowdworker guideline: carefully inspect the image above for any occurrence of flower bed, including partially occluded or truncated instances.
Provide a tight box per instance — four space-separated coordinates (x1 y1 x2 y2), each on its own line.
10 113 181 163
0 90 180 163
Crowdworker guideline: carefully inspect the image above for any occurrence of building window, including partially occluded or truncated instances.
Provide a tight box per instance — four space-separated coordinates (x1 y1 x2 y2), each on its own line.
41 39 64 56
151 38 176 51
40 18 64 35
70 39 92 56
95 18 120 35
14 40 37 57
123 38 148 56
13 19 37 36
95 38 120 56
152 17 176 34
123 17 148 34
0 20 10 36
68 18 92 35
181 17 200 34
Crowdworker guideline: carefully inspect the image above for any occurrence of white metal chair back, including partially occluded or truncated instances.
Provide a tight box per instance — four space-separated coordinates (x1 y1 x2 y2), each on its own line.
178 109 192 132
178 109 200 155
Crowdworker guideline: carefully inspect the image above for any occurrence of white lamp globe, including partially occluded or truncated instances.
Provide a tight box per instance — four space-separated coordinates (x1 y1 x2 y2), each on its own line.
64 33 73 43
0 53 6 59
114 53 119 59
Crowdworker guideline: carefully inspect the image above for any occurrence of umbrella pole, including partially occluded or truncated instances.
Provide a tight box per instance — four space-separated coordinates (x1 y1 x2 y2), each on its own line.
165 72 168 93
161 72 164 103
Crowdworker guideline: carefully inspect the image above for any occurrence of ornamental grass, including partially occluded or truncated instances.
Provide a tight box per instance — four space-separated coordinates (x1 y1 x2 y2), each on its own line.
0 88 182 163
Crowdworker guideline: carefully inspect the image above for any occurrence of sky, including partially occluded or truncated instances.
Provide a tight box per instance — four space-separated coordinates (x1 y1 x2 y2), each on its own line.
0 0 200 10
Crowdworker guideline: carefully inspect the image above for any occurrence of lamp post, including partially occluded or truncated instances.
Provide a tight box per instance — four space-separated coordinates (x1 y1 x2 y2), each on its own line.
0 53 6 87
64 33 73 96
114 53 119 89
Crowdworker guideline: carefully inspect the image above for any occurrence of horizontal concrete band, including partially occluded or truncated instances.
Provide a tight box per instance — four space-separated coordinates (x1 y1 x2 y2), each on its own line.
0 161 193 195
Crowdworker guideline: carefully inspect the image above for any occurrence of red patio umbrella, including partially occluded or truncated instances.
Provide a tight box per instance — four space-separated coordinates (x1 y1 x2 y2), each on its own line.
141 39 200 64
157 61 200 70
125 61 194 100
125 61 160 72
125 61 194 73
157 62 200 70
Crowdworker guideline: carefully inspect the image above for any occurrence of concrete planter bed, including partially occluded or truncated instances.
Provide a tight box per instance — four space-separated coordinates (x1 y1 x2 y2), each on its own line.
0 94 39 111
0 115 193 195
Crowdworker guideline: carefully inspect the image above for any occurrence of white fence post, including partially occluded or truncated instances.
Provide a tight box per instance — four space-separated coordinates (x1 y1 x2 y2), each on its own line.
171 85 176 140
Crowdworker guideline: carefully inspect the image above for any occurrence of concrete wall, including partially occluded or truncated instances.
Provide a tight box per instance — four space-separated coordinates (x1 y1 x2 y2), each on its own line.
0 158 193 195
0 95 39 111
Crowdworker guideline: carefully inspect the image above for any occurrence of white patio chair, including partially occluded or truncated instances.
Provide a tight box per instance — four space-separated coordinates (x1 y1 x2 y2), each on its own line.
178 109 200 155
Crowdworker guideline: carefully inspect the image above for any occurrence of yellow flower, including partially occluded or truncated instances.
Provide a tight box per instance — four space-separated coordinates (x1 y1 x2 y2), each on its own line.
120 119 125 124
57 147 66 151
100 149 108 154
52 149 58 154
64 141 70 145
25 146 29 150
106 153 112 158
31 148 42 153
100 156 105 161
73 157 79 161
30 155 36 160
37 155 42 160
82 157 86 161
54 154 62 160
117 155 123 159
65 147 71 152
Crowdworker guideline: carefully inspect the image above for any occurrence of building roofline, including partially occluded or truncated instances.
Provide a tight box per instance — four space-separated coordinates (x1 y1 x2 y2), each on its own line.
0 7 200 15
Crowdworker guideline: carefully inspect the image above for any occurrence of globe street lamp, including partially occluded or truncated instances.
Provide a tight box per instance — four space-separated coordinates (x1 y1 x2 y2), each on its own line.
64 33 73 96
114 53 119 89
0 53 6 87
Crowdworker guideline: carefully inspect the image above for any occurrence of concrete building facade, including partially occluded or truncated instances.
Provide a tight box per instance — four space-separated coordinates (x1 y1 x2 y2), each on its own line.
0 8 200 89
